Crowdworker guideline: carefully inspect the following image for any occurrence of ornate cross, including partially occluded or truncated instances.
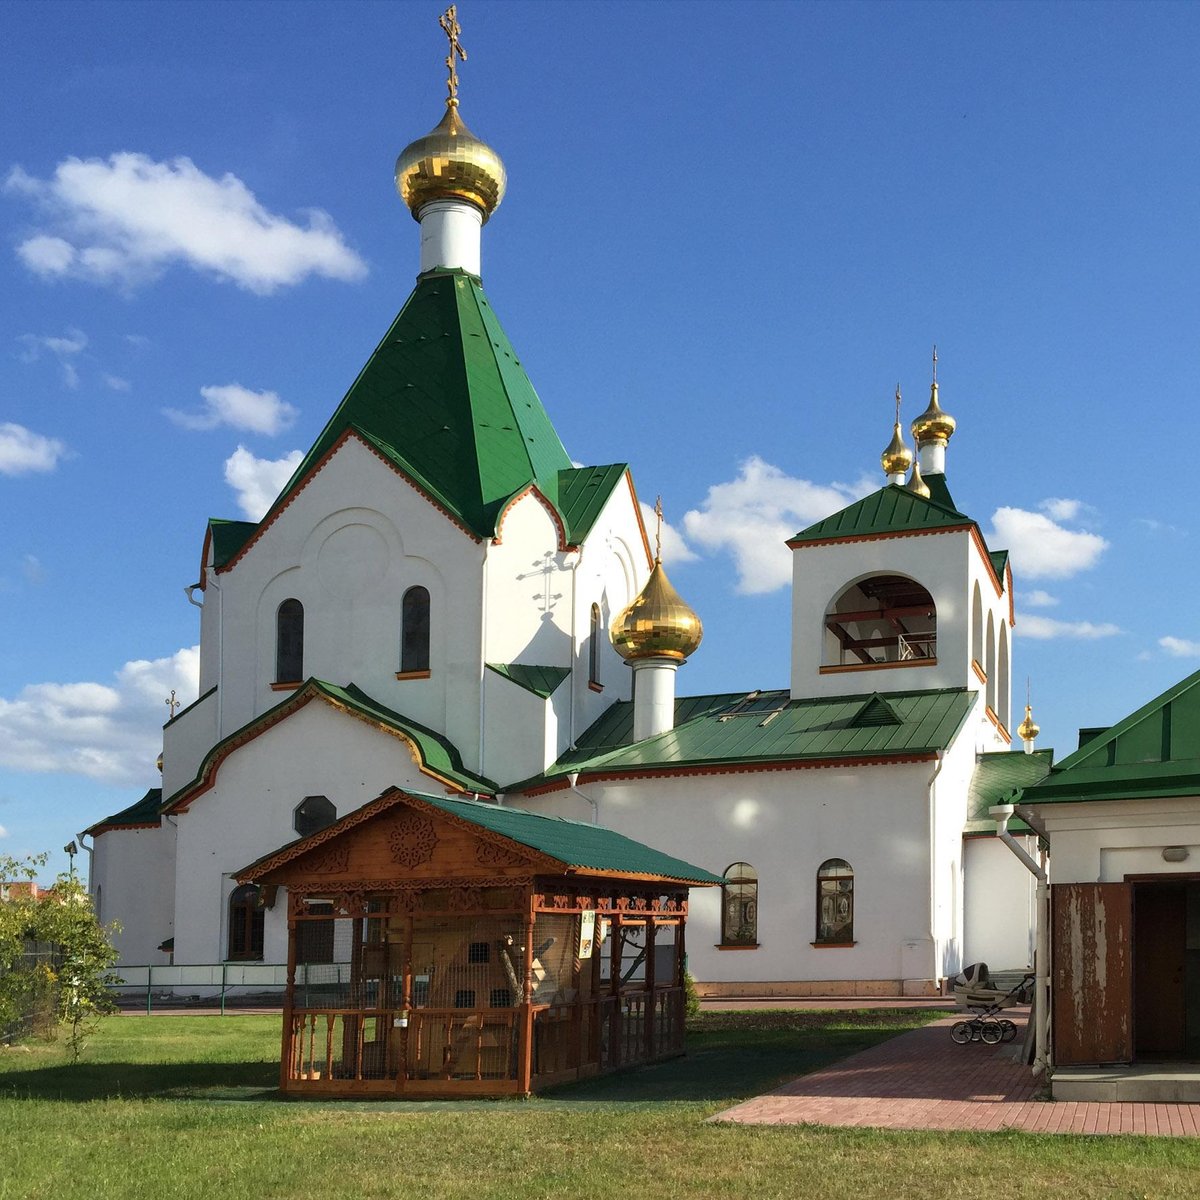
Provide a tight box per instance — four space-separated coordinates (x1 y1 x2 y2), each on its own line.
894 383 902 424
654 495 664 562
932 344 938 384
165 689 180 719
439 5 467 105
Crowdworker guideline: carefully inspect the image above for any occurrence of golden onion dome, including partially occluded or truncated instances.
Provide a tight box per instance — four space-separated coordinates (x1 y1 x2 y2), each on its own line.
611 559 703 663
905 455 931 499
395 101 507 223
911 378 956 447
881 422 913 478
1017 704 1040 743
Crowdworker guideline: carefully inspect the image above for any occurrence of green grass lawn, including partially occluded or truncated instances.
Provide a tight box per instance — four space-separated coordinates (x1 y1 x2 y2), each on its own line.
1 1010 1198 1200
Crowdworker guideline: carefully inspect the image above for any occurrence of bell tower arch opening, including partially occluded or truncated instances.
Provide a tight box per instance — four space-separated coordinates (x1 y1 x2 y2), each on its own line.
822 574 937 669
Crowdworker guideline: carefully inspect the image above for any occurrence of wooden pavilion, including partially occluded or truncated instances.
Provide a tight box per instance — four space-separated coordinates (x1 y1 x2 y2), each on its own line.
238 789 720 1098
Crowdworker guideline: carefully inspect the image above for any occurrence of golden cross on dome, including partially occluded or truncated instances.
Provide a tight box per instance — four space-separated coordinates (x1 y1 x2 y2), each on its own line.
654 495 664 562
894 383 902 424
932 344 938 384
439 5 467 105
165 689 180 719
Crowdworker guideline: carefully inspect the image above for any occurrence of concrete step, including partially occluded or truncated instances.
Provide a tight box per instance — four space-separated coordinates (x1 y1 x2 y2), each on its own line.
1054 1064 1200 1103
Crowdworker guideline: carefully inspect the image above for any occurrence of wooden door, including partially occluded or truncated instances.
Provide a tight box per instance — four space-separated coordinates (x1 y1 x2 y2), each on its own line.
1052 882 1133 1066
1134 883 1186 1057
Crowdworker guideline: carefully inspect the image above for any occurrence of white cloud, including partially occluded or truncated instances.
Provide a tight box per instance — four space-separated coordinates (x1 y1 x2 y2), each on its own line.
224 445 302 519
639 501 698 565
1039 498 1086 522
1159 636 1200 659
1017 615 1122 640
6 154 368 294
0 647 199 785
0 824 7 839
166 384 296 435
1023 590 1059 608
20 555 44 585
0 423 67 476
682 456 872 595
103 374 130 392
988 505 1108 580
18 327 87 387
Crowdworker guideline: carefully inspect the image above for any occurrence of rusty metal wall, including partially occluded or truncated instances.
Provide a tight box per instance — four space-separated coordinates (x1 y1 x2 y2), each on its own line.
1051 882 1133 1066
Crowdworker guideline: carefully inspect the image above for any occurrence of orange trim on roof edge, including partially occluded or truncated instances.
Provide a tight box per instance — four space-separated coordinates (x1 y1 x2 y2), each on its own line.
968 525 1006 600
626 471 655 569
493 484 574 551
87 820 161 837
786 524 971 550
162 685 472 815
217 428 482 576
1005 562 1016 627
514 752 938 796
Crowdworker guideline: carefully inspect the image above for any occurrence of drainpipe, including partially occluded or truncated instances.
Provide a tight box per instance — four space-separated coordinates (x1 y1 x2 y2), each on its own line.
478 540 490 778
75 830 94 893
566 771 598 825
564 549 582 750
926 751 945 987
990 802 1050 1078
188 573 223 735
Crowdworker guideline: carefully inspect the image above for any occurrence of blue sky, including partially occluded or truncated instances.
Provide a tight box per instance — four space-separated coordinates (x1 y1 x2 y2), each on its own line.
2 0 1199 876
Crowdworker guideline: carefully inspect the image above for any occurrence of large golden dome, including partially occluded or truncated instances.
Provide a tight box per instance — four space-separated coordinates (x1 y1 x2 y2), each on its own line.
395 102 507 222
611 560 703 664
910 378 956 447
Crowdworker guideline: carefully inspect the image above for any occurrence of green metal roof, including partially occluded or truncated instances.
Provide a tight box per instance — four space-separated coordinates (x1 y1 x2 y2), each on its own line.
1020 668 1200 806
989 549 1010 581
964 750 1053 833
207 519 257 569
788 483 971 545
556 463 631 545
412 792 722 883
486 663 571 699
165 678 495 810
254 268 574 545
85 788 163 836
508 687 974 790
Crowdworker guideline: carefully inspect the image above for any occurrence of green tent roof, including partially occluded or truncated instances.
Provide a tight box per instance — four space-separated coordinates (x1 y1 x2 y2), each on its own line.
787 481 971 545
508 687 975 791
965 750 1053 833
1020 668 1200 805
85 788 163 836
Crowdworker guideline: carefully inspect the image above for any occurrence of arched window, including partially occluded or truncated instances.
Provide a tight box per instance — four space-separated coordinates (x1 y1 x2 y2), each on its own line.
93 884 102 923
275 599 304 684
294 795 336 838
971 583 984 672
823 575 936 668
985 611 997 714
228 884 264 961
998 620 1010 733
589 603 602 688
721 862 758 946
400 586 430 674
816 859 854 944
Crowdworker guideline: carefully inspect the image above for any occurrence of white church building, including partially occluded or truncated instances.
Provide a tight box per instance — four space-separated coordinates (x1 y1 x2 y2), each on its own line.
84 35 1045 999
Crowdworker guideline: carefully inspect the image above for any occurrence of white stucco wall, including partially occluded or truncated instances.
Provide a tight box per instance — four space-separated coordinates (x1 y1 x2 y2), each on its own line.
91 822 176 966
161 687 219 801
962 834 1036 969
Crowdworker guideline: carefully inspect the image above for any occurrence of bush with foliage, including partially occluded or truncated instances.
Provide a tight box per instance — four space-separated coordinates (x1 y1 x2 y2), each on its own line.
0 852 120 1059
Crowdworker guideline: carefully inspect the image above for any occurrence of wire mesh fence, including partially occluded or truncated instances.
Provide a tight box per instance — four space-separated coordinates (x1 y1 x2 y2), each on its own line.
0 940 62 1044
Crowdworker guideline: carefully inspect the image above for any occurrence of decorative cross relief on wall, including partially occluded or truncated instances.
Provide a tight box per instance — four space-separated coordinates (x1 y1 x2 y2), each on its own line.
386 812 439 868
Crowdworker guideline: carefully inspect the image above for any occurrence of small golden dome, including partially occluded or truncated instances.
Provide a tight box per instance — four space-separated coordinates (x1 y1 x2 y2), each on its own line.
911 379 956 447
882 423 913 478
905 456 931 499
395 102 507 223
156 752 164 773
611 559 703 663
1017 704 1040 743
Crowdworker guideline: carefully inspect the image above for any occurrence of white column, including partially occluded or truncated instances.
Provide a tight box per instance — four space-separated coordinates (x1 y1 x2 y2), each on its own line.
885 471 907 486
918 441 946 475
417 199 484 275
631 657 679 741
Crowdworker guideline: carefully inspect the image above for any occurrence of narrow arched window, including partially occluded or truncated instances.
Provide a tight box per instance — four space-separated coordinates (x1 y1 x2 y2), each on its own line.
228 884 264 961
985 611 997 714
971 583 984 672
816 859 854 944
401 586 430 674
93 884 102 923
998 621 1010 733
294 795 336 838
721 862 758 946
589 603 602 688
276 599 304 684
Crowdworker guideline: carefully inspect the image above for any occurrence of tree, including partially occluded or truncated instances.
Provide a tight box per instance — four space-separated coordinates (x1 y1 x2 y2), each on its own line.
0 852 120 1060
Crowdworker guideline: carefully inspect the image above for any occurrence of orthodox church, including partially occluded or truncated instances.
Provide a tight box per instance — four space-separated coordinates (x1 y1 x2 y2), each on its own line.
84 22 1045 998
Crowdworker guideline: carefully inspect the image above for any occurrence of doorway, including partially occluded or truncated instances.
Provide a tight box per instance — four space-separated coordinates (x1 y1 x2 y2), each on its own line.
1133 880 1200 1060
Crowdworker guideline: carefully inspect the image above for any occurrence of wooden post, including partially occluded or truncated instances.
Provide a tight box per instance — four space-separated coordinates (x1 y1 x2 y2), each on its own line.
518 894 536 1093
644 918 656 1063
280 894 298 1092
400 908 414 1094
610 913 623 1068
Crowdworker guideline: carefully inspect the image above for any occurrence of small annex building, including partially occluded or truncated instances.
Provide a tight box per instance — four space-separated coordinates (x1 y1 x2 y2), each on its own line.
1015 667 1200 1098
237 789 718 1097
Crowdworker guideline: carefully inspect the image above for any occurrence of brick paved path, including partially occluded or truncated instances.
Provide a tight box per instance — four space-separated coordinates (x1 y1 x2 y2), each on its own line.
714 1015 1200 1136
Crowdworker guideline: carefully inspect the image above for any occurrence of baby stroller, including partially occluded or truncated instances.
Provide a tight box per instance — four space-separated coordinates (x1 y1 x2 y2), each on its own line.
948 963 1034 1045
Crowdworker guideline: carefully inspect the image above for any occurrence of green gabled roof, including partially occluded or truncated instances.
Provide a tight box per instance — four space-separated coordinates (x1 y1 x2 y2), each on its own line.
412 793 721 883
165 678 495 810
965 750 1053 833
485 663 571 699
989 549 1010 581
788 483 971 545
256 268 572 544
1020 668 1200 806
557 464 630 544
85 788 163 836
508 687 974 791
207 519 258 569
